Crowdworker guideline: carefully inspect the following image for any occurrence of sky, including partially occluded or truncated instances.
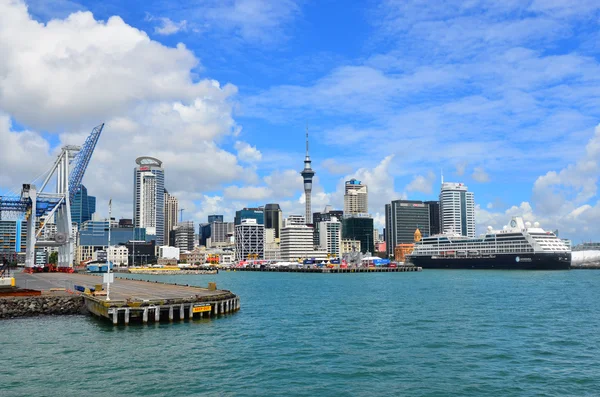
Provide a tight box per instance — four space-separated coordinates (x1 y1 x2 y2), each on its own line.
1 0 600 242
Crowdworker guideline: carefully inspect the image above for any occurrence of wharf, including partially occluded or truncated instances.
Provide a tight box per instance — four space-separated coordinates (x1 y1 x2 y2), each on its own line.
11 272 240 325
235 266 422 273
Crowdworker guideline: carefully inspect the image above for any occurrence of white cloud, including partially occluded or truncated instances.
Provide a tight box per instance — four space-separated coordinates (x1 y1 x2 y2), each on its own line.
0 113 52 192
405 171 436 194
320 158 353 175
235 141 262 163
455 161 467 176
223 185 272 201
471 167 490 182
0 2 221 130
154 17 188 36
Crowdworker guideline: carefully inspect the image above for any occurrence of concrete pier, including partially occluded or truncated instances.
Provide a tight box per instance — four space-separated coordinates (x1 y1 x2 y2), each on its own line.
11 272 240 325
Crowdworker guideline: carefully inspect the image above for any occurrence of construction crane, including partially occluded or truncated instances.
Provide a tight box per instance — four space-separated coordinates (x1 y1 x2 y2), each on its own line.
0 123 104 268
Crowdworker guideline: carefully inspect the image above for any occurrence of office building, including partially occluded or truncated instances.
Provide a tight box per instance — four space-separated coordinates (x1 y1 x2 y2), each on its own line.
280 225 316 261
199 223 211 247
235 219 264 262
300 129 315 224
264 204 283 239
341 239 361 254
318 218 341 258
344 179 368 215
118 218 133 228
440 182 475 237
342 216 374 254
234 208 264 226
79 220 148 246
0 220 27 264
208 215 224 224
133 156 165 245
208 221 234 247
124 240 156 266
284 215 305 227
174 221 195 251
385 200 431 258
425 201 440 235
164 190 179 246
71 185 96 226
313 208 344 245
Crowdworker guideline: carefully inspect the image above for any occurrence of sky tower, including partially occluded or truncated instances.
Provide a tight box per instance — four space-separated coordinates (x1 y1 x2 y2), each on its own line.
300 127 315 224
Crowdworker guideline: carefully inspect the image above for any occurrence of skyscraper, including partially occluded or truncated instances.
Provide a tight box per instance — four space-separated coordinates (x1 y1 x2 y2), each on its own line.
164 189 179 246
71 185 96 226
264 204 283 239
344 179 368 215
300 128 315 224
439 182 475 237
385 200 430 258
133 156 165 245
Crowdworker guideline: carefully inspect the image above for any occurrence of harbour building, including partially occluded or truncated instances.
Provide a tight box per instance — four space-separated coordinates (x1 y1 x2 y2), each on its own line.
440 182 475 237
133 157 165 245
164 190 178 247
385 200 431 259
344 179 368 215
235 219 264 262
71 185 96 226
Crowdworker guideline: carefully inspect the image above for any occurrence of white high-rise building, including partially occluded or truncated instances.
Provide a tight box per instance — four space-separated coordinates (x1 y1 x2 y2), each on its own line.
280 225 315 261
284 215 306 227
235 219 264 262
439 182 475 237
344 179 368 215
134 157 165 245
318 218 341 258
164 190 178 246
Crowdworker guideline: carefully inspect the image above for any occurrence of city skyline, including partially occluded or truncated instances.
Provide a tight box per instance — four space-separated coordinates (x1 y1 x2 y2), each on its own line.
1 1 600 242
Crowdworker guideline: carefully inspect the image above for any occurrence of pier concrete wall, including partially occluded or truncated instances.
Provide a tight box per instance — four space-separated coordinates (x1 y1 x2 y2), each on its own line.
0 295 86 319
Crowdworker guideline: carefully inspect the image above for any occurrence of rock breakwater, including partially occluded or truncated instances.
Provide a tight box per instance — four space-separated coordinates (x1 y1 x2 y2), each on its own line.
0 295 86 319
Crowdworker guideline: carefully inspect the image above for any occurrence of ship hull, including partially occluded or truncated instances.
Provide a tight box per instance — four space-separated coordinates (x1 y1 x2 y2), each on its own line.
408 252 571 270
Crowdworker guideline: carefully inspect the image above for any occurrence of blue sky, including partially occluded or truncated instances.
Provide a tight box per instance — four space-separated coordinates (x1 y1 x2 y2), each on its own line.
2 0 600 241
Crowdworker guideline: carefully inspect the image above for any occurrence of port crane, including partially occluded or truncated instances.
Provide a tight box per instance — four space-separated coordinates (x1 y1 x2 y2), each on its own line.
0 124 104 268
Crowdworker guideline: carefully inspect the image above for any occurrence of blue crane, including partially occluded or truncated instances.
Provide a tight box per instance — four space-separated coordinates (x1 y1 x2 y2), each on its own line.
0 123 104 267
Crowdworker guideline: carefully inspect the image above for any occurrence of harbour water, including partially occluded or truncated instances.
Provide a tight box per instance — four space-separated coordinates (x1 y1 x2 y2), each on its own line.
2 270 600 396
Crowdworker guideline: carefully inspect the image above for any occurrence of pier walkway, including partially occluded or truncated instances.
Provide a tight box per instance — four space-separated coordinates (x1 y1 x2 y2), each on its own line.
12 272 240 325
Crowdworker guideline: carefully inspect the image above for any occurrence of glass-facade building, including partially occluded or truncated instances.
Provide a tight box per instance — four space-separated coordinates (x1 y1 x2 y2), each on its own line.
71 185 96 226
234 208 264 226
342 216 374 254
264 204 282 239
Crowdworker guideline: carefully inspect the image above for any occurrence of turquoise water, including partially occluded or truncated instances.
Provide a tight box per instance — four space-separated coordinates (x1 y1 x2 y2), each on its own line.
2 270 600 396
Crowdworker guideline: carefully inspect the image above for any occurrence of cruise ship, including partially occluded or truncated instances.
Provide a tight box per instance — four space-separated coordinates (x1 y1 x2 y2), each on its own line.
407 217 571 270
